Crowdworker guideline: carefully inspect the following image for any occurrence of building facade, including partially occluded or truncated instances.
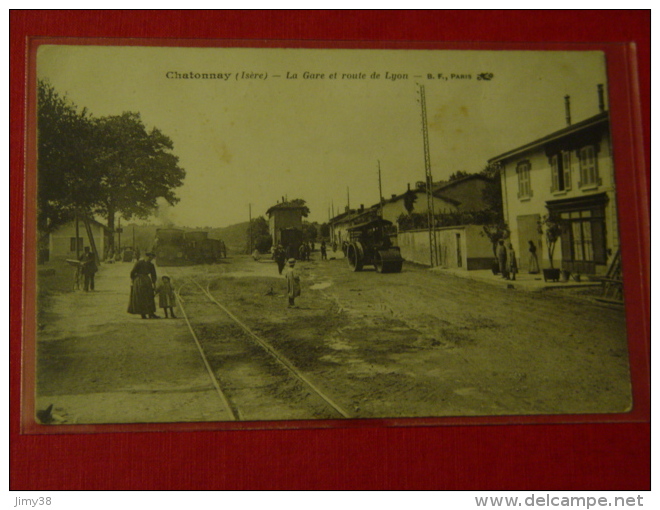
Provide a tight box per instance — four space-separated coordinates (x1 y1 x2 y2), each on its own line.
48 219 109 260
266 203 305 246
489 110 618 275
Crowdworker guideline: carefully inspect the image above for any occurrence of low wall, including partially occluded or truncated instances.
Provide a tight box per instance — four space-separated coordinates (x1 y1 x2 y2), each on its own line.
397 225 493 269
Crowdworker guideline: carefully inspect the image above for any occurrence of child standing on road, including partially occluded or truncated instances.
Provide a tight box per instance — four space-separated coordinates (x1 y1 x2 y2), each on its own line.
156 276 177 318
284 258 301 308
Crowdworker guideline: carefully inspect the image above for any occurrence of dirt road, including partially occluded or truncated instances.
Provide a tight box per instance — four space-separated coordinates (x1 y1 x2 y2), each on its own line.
35 253 632 425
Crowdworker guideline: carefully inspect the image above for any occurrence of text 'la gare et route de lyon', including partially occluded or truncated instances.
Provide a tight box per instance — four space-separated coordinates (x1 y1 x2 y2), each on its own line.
164 71 475 81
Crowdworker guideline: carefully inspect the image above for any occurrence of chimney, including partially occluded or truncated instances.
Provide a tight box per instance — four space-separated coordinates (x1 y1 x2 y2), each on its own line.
407 183 411 191
564 95 571 126
598 84 605 112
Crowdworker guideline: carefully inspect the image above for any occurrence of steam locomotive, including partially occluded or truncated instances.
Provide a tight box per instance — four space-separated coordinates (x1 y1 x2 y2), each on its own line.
153 228 227 266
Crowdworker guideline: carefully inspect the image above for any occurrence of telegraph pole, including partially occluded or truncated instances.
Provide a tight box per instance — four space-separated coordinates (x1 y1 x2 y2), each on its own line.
418 83 439 267
248 203 252 255
378 160 384 217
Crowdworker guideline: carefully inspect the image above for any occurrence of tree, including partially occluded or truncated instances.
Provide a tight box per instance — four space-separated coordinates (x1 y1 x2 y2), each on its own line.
403 188 417 214
538 215 563 269
37 80 98 235
247 216 271 254
480 164 504 222
319 222 330 239
89 112 186 251
302 221 318 243
287 198 310 217
481 223 510 258
448 170 471 181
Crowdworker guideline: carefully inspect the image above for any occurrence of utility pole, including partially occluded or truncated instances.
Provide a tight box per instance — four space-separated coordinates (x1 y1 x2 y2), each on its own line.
248 203 252 255
75 213 80 260
378 160 384 218
418 83 439 267
117 216 121 252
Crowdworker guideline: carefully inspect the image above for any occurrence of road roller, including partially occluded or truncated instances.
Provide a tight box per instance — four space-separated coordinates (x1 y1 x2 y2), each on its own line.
345 219 403 273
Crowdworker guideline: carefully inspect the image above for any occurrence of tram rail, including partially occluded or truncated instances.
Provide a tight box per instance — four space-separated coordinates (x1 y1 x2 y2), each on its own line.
171 269 351 420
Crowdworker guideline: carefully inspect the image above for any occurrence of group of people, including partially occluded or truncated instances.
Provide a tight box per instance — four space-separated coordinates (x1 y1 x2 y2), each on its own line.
127 252 177 319
496 239 540 280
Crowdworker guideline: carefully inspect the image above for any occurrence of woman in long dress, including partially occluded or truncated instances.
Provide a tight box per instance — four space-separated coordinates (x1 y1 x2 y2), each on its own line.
128 252 159 319
528 240 540 274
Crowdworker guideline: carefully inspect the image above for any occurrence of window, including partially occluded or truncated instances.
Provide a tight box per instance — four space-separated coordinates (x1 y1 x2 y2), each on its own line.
559 208 605 265
516 161 532 199
550 152 572 192
562 151 572 190
579 145 600 187
70 237 83 252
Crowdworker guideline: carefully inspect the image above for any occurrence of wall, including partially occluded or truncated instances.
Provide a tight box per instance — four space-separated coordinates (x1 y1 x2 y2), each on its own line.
49 222 106 259
269 209 303 243
397 224 493 269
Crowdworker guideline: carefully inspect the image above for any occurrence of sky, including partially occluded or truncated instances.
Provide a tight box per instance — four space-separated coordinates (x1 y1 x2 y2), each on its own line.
37 45 608 228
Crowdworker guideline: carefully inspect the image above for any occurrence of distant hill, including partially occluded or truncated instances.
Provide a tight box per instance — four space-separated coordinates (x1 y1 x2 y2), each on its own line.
208 221 250 254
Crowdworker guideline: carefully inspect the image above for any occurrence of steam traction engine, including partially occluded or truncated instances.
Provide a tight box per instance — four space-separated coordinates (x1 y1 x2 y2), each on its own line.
345 219 403 273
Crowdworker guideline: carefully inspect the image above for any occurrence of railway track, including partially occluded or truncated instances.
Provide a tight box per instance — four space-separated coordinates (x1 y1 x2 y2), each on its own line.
169 268 352 421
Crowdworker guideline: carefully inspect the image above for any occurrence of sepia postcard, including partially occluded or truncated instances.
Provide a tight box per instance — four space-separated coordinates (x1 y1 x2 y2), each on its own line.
23 41 648 432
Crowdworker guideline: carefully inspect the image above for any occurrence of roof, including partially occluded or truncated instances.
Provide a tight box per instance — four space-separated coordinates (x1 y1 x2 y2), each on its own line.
347 218 393 231
434 173 490 192
384 188 461 207
52 217 111 232
488 111 609 164
266 202 308 216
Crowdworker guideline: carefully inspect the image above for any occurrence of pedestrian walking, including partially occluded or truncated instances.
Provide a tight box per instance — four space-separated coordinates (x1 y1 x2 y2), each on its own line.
496 239 509 279
528 240 540 274
156 275 177 318
284 258 301 308
320 240 327 260
506 241 518 281
79 246 98 292
128 252 159 319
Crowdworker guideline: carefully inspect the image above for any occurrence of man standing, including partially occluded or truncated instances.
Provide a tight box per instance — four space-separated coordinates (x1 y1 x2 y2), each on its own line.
273 243 286 274
496 239 509 279
320 240 327 261
128 252 159 319
79 246 98 292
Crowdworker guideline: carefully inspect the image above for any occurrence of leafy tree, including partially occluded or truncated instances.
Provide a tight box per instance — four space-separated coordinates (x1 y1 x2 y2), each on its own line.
37 80 98 234
403 188 417 214
481 223 510 258
538 215 563 269
247 216 271 254
319 223 330 238
287 198 310 217
448 170 471 181
302 221 318 242
480 164 504 222
89 112 186 250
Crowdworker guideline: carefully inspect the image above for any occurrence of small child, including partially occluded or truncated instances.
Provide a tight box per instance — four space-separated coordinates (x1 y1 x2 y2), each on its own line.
156 276 177 318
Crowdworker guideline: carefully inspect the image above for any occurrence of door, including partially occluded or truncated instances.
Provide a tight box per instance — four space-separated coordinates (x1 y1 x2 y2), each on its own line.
516 214 541 271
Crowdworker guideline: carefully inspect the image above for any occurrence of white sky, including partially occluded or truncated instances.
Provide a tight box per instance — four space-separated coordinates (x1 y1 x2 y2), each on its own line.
37 45 608 227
